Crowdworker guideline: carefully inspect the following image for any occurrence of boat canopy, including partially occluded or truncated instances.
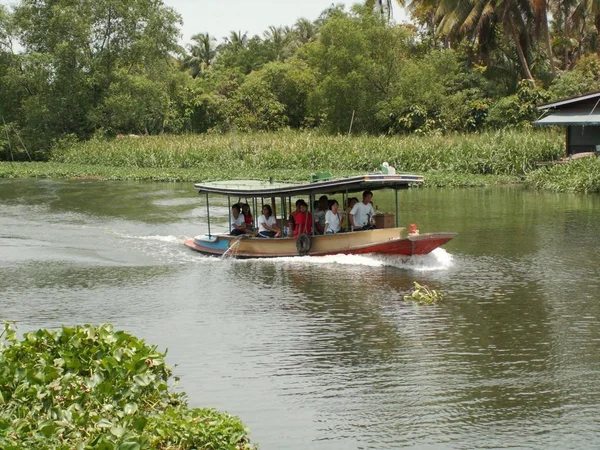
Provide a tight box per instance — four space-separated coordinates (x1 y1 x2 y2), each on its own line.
193 174 423 197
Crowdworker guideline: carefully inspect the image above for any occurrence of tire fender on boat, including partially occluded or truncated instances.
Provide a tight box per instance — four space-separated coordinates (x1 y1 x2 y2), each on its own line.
296 233 312 256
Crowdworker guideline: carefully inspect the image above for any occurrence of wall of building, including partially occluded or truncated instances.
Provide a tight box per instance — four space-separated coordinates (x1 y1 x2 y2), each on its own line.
568 126 600 154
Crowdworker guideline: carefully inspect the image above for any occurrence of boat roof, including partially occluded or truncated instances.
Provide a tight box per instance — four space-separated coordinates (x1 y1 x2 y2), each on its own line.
193 174 424 196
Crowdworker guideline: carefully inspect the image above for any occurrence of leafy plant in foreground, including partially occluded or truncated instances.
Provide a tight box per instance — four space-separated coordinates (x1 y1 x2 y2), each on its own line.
404 282 444 305
0 323 256 450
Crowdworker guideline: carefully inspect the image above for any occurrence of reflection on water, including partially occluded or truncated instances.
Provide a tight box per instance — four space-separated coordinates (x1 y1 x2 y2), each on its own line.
1 179 600 449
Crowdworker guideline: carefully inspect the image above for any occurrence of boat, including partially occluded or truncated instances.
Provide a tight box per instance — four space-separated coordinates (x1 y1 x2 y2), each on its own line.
184 174 456 258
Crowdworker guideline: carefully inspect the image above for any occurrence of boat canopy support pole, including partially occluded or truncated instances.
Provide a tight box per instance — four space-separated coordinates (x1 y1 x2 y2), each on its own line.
395 188 399 227
309 193 314 235
345 189 349 231
206 192 212 237
281 196 287 234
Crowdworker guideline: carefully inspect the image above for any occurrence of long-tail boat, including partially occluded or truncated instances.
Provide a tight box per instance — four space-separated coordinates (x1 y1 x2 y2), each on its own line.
184 174 456 258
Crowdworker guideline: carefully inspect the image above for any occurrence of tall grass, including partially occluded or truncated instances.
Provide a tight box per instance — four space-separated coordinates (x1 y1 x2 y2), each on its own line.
526 157 600 193
52 129 563 177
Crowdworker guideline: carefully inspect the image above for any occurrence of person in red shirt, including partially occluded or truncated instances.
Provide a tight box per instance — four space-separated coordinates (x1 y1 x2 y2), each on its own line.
241 203 254 232
294 200 313 236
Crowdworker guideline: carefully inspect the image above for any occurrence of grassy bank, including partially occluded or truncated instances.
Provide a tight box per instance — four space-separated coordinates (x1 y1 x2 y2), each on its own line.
526 157 600 193
0 161 520 187
1 129 565 188
50 129 562 176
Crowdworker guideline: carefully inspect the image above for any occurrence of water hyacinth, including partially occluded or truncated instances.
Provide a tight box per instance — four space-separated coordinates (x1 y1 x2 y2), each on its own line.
403 282 444 305
0 323 257 450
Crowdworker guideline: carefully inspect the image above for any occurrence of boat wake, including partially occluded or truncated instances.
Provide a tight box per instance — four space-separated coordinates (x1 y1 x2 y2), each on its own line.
250 248 454 271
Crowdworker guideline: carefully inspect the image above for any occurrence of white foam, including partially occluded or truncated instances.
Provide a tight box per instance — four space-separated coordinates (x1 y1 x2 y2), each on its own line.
117 234 183 243
240 248 453 271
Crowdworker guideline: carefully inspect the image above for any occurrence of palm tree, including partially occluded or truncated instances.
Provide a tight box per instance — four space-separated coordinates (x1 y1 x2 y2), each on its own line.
532 0 557 78
583 0 600 57
366 0 394 19
294 18 318 44
263 26 292 61
222 31 249 51
432 0 536 81
182 33 216 78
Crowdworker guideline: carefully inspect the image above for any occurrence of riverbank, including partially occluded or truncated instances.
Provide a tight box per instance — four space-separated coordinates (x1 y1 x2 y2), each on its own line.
2 129 584 189
0 161 520 187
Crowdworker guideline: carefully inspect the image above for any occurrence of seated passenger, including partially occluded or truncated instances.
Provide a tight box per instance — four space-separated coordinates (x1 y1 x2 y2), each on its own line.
350 190 375 231
291 199 303 221
324 200 341 234
285 214 295 237
241 203 254 231
294 200 313 236
230 204 248 236
257 205 281 238
313 195 328 235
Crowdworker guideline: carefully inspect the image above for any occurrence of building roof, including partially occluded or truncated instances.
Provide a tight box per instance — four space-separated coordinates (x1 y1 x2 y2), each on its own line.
534 110 600 126
537 91 600 110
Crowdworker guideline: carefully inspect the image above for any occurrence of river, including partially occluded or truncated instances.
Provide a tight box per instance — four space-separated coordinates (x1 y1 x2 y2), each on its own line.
2 178 600 449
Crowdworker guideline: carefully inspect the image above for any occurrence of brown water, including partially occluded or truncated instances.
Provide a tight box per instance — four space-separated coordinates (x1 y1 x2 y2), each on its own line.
2 178 600 449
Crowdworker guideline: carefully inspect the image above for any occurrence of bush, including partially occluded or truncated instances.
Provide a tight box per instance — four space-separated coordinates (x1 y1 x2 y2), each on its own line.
0 323 256 450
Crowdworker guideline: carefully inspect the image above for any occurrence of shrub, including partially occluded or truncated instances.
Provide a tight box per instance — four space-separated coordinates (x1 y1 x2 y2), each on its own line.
0 323 256 450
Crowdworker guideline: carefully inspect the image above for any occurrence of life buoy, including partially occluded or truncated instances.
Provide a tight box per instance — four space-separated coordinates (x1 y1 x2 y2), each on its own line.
296 233 312 256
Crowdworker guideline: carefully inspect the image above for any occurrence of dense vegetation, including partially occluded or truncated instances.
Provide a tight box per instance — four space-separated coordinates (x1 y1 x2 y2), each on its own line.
1 128 572 188
0 322 256 450
525 157 600 193
49 129 561 176
1 0 600 161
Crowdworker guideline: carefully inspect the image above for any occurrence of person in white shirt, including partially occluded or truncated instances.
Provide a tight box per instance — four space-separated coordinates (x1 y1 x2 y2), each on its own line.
324 200 341 234
230 204 248 236
350 190 375 231
257 204 281 238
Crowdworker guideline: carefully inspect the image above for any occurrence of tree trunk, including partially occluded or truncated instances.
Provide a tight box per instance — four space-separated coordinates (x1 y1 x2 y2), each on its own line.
542 0 556 79
508 22 534 82
596 14 600 59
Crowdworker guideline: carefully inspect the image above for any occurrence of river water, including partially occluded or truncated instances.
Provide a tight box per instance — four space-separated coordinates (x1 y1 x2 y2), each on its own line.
2 178 600 449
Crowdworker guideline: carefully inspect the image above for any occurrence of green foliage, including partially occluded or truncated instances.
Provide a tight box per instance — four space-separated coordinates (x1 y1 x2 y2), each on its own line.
403 282 444 305
47 129 561 176
526 157 600 193
302 6 414 133
0 323 256 450
487 80 551 128
381 50 492 134
547 55 600 101
1 0 182 154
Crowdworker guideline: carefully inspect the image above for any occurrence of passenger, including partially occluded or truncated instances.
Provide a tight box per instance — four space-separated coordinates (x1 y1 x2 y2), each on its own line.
324 200 341 234
230 204 248 236
241 203 254 231
257 205 281 238
290 199 303 221
313 195 328 234
294 200 313 236
341 197 358 230
285 214 295 237
350 190 375 231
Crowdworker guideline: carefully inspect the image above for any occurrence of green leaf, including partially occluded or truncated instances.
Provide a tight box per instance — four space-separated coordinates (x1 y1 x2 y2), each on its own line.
123 403 138 415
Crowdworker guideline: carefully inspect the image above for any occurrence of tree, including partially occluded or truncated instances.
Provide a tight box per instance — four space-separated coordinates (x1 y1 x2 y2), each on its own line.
183 33 217 78
4 0 182 148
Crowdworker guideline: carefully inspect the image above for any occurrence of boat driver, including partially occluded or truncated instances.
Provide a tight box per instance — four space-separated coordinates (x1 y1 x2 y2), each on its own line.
349 190 375 231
